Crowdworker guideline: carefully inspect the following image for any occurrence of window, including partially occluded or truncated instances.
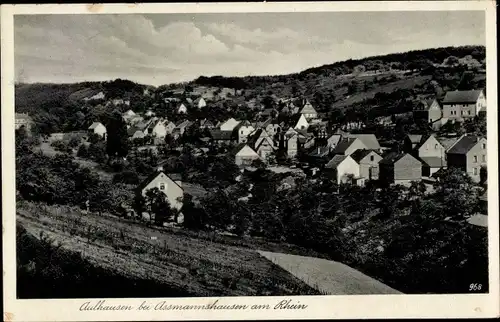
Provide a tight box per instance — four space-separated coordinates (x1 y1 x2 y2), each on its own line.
434 144 438 149
474 155 478 163
159 183 165 190
482 155 486 162
473 168 478 175
482 143 486 149
370 155 374 162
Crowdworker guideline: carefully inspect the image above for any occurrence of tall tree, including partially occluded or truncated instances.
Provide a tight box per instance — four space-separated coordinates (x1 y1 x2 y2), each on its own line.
105 110 129 160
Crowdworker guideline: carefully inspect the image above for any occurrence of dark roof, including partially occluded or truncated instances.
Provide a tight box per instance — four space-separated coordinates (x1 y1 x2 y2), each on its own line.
350 149 380 163
406 134 423 144
420 157 446 168
447 135 484 154
230 143 249 156
182 183 208 199
308 146 330 157
343 134 380 150
325 155 348 168
379 152 420 165
247 128 269 145
137 171 183 193
209 129 234 140
127 126 141 136
332 138 357 154
442 90 483 104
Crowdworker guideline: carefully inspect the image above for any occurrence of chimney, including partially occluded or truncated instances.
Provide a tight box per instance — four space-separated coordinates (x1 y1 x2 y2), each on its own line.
157 166 163 172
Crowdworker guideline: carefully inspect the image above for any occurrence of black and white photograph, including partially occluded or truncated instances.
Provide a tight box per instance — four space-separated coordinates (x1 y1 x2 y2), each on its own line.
2 2 499 321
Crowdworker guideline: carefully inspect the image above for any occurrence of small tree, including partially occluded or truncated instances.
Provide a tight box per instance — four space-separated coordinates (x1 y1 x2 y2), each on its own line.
145 188 173 226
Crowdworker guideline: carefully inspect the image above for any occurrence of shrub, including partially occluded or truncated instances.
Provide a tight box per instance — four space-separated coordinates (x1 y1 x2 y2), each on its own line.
76 144 89 158
112 171 140 185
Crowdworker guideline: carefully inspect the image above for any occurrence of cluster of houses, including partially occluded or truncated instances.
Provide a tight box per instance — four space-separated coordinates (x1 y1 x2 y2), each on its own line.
413 89 486 129
16 86 488 224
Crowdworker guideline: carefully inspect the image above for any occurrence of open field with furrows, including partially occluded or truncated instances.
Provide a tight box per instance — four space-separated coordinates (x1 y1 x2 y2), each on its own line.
16 201 320 297
258 250 402 295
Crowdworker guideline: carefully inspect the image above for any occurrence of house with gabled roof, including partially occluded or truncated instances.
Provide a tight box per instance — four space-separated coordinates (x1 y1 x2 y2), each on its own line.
88 122 107 139
413 97 442 128
325 155 363 186
442 89 486 121
326 134 343 151
195 97 207 109
343 134 381 151
146 118 170 139
446 134 487 182
15 113 34 132
231 143 261 166
379 152 422 186
137 169 184 212
177 103 188 114
173 120 193 137
199 119 215 129
404 134 447 176
300 100 318 120
293 114 309 130
209 129 235 145
128 125 147 140
122 109 136 121
233 120 255 144
247 128 276 160
283 130 299 158
307 146 331 166
351 149 383 180
332 137 367 156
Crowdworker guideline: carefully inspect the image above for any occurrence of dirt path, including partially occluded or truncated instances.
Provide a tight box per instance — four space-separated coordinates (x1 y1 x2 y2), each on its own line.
258 250 402 295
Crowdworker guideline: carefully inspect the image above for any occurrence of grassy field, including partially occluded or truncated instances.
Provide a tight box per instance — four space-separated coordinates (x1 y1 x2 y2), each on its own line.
258 250 402 295
16 201 320 297
36 142 113 181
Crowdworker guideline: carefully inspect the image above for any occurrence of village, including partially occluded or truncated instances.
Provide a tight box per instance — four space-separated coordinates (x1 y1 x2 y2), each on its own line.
15 84 488 228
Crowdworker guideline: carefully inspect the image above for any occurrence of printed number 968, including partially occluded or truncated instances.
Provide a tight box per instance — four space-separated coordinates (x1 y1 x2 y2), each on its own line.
469 283 482 291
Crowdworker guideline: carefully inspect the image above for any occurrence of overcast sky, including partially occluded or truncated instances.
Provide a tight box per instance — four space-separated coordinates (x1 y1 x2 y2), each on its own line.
14 11 485 86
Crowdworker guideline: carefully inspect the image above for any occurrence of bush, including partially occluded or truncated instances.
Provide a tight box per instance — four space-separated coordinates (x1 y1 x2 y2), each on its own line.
51 140 72 154
76 144 89 158
112 171 140 185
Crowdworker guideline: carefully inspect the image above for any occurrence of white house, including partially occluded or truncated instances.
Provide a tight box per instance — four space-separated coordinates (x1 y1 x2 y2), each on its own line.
294 114 310 130
149 119 169 139
235 121 255 144
88 122 107 139
138 170 184 211
325 155 363 186
300 100 318 120
177 103 188 114
441 89 486 121
196 97 207 109
232 144 261 166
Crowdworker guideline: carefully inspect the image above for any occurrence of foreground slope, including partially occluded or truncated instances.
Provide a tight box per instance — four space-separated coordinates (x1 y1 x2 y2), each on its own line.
16 201 319 297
